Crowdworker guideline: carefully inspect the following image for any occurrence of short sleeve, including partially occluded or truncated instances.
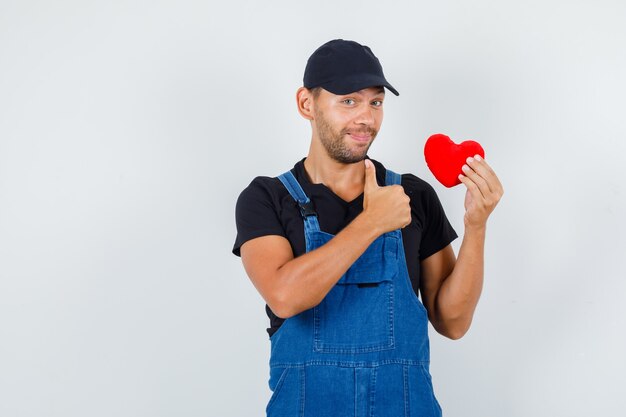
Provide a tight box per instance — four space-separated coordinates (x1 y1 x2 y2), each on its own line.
418 181 458 260
401 173 457 261
232 177 287 257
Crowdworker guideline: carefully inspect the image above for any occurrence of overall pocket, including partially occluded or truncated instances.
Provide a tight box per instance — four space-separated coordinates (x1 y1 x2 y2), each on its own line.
313 234 398 353
406 364 442 417
266 367 304 417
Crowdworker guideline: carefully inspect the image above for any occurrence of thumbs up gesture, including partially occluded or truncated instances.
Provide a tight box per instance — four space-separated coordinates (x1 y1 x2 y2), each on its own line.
363 159 412 235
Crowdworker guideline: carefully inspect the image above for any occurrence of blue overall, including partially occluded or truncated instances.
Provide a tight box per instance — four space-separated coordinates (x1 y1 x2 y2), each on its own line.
268 169 442 417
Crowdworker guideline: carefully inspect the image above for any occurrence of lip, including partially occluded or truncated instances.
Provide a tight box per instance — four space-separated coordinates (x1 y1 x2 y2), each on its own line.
347 133 371 142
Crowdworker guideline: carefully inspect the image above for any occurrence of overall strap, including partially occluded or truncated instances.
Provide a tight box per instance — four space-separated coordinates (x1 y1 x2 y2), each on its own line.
385 169 402 186
277 171 321 232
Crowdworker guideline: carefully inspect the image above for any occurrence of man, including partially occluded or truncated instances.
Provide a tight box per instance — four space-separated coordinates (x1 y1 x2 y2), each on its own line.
233 39 503 417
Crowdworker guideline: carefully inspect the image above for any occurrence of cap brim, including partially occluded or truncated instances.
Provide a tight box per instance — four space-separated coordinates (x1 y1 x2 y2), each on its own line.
321 74 399 96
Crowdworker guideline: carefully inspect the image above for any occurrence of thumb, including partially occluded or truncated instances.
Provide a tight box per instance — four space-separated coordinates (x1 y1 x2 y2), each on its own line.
364 159 379 193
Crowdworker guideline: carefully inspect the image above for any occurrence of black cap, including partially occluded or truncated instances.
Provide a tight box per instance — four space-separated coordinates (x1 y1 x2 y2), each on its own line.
303 39 399 96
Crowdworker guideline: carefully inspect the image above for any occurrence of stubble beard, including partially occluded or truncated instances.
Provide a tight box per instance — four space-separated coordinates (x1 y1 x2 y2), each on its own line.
314 108 378 164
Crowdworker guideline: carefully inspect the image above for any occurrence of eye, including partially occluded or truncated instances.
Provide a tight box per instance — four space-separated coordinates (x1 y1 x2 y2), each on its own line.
342 98 356 105
372 100 383 107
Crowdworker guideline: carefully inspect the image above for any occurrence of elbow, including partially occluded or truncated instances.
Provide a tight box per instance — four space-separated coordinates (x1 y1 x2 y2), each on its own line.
434 317 472 340
264 271 323 319
269 303 297 320
267 289 305 319
442 326 468 340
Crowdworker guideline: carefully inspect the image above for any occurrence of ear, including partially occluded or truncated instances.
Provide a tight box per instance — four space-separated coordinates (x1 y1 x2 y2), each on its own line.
296 87 314 120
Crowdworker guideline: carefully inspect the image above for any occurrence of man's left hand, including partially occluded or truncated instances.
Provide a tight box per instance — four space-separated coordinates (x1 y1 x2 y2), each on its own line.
458 155 504 228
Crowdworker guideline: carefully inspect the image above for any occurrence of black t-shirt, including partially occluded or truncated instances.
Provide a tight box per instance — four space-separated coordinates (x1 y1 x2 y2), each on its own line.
233 157 458 337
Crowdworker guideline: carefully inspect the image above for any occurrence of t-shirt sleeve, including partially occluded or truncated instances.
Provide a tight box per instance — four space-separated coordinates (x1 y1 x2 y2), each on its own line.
403 174 458 260
232 177 287 257
419 182 458 260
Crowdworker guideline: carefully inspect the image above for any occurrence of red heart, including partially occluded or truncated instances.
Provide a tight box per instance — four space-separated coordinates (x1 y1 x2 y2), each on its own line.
424 133 485 188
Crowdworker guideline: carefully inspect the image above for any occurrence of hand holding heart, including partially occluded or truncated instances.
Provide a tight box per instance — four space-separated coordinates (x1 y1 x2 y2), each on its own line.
363 159 412 234
458 154 503 228
423 134 503 228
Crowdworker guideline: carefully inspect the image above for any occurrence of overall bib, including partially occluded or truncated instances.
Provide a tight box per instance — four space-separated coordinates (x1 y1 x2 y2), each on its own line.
268 169 442 417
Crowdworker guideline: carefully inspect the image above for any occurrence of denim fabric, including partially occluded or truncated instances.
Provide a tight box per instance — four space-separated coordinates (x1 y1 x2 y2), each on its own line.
269 170 442 417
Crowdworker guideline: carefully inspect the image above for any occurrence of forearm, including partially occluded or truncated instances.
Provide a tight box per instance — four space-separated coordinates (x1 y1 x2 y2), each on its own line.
434 225 486 339
271 213 381 318
423 155 502 339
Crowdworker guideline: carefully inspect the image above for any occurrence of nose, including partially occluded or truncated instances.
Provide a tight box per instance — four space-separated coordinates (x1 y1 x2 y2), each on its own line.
354 104 375 126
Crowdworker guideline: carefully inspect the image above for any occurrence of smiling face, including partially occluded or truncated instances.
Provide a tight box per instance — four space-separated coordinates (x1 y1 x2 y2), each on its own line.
310 87 385 164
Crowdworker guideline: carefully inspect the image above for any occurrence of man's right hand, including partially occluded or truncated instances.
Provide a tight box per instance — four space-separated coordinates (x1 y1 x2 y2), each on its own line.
362 159 412 234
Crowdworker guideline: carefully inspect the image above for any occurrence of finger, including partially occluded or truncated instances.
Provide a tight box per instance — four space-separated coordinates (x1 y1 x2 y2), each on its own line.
473 155 495 176
458 173 484 202
461 164 489 200
467 155 504 195
464 157 493 193
364 159 379 193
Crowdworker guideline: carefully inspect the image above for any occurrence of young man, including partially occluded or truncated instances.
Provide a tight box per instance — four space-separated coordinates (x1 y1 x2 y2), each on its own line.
233 39 503 417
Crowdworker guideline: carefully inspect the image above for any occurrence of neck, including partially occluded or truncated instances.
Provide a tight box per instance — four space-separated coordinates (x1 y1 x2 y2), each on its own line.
303 141 368 201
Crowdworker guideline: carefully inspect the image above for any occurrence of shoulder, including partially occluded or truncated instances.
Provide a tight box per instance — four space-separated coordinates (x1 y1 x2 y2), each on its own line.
237 158 307 202
401 173 439 198
401 173 447 218
239 175 283 197
235 172 296 224
233 173 294 257
236 162 300 205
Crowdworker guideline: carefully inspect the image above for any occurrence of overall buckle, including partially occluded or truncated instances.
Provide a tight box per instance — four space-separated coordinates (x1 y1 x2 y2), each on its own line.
298 201 317 218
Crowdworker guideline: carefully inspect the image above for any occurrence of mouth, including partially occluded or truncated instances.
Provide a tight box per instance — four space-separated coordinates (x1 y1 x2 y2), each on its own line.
346 132 372 142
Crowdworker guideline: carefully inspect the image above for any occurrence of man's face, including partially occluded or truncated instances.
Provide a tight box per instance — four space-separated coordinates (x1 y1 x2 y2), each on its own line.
311 87 385 164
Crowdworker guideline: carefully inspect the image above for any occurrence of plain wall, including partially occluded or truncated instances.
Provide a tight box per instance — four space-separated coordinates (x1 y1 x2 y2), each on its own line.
1 1 625 416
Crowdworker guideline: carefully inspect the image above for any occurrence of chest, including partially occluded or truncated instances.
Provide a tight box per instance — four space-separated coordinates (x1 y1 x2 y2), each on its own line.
276 181 424 295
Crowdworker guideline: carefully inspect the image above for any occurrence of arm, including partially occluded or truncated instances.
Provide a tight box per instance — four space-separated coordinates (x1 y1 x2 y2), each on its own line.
241 216 379 319
240 159 412 319
420 155 503 340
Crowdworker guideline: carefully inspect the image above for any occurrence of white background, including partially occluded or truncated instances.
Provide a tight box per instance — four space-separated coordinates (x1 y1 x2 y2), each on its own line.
1 1 625 416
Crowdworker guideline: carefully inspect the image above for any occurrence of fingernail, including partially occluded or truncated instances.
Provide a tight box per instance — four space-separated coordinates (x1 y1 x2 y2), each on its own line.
475 154 482 161
467 157 474 164
458 174 465 179
462 164 469 172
